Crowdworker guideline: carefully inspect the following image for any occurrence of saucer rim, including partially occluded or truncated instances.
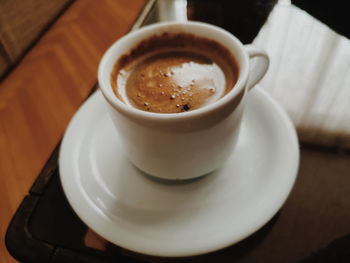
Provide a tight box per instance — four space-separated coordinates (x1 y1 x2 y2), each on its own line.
59 86 299 257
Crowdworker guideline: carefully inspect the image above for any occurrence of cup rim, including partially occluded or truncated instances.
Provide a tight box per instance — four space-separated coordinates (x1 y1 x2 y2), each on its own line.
98 21 249 121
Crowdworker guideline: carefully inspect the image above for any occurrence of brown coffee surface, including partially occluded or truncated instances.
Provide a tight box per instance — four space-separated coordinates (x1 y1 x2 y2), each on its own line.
111 33 238 113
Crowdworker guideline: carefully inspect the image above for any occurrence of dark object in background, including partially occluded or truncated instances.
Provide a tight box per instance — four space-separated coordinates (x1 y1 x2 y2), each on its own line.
300 235 350 263
293 0 349 39
187 0 277 44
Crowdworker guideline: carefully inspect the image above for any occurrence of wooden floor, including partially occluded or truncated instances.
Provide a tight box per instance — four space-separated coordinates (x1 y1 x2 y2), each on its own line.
0 0 146 262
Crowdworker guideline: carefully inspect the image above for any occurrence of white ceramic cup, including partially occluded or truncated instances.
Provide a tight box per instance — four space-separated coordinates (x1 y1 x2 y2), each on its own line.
98 21 269 180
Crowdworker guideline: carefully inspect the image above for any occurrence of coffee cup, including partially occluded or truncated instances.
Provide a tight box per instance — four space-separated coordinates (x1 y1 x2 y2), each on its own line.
98 21 269 180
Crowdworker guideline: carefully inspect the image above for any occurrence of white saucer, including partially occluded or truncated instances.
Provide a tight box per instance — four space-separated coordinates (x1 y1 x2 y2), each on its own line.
59 87 299 257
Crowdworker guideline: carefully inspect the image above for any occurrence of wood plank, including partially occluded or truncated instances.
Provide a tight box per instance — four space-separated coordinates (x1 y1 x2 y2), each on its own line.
0 0 146 262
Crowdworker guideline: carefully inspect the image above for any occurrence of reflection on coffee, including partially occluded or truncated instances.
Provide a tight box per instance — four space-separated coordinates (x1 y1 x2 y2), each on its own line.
111 33 239 113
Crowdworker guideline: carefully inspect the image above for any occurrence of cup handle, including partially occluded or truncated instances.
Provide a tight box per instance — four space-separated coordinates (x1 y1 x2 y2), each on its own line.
244 45 269 91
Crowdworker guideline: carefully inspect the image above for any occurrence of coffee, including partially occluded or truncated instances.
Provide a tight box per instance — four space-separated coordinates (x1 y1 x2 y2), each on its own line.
111 33 239 113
